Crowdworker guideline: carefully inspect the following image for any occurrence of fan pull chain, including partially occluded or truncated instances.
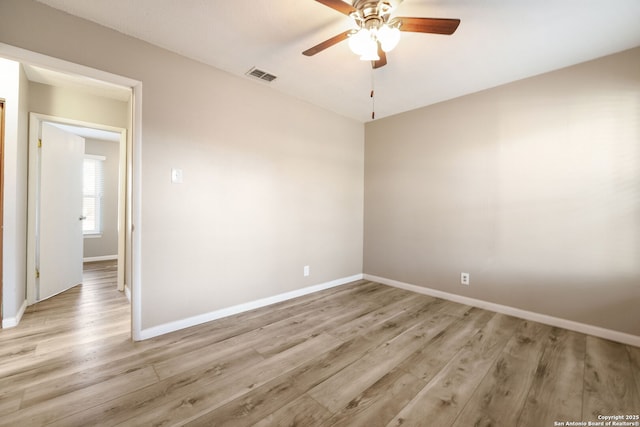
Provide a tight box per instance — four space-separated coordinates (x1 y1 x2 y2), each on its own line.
370 67 375 120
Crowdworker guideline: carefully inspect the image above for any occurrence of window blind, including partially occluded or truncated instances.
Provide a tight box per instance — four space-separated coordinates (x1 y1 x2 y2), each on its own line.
83 155 105 234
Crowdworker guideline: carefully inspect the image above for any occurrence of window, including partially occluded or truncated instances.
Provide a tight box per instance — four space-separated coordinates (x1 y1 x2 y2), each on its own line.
83 155 105 235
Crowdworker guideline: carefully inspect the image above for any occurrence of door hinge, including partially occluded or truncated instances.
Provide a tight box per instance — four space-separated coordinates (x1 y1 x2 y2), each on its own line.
36 269 40 279
38 138 42 148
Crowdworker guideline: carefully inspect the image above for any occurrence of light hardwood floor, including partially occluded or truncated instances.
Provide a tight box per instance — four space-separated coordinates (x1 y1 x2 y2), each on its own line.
1 262 638 426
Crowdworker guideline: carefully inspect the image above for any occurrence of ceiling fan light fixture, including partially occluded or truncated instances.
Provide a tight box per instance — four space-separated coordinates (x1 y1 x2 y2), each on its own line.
303 0 461 70
378 24 400 52
348 22 399 60
349 28 377 58
348 28 367 56
359 44 380 61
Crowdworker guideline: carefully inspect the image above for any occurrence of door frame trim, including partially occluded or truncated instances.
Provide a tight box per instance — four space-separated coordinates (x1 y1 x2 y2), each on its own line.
0 99 5 325
0 42 142 340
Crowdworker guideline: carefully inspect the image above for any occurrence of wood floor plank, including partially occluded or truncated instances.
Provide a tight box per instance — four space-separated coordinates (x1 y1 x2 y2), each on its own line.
221 335 380 427
134 282 370 358
0 394 22 417
151 331 269 381
256 325 418 414
451 320 551 427
308 305 460 413
151 290 379 381
33 319 130 355
0 334 153 402
114 333 343 427
251 395 332 427
0 333 131 395
291 335 388 393
327 293 427 337
385 314 522 427
181 374 305 426
517 328 586 427
0 365 158 427
0 341 37 362
327 293 436 343
582 336 640 421
398 307 495 383
21 340 173 408
321 368 425 427
49 346 266 427
250 289 393 358
0 315 125 363
628 345 640 401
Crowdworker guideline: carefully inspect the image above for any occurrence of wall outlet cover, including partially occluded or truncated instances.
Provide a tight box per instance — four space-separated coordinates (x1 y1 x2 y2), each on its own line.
461 272 470 286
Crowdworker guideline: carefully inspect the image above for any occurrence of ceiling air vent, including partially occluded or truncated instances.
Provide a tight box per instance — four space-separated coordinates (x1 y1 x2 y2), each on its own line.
245 67 277 83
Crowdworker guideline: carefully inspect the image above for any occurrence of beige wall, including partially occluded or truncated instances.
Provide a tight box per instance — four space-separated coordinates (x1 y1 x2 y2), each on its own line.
364 47 640 336
29 82 128 129
139 63 364 329
84 138 120 259
0 0 364 331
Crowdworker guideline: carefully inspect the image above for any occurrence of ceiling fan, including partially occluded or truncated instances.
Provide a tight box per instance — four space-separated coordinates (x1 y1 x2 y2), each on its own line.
302 0 461 69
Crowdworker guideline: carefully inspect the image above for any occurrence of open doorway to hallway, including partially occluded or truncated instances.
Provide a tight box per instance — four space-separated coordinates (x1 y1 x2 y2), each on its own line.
0 44 141 338
25 98 130 334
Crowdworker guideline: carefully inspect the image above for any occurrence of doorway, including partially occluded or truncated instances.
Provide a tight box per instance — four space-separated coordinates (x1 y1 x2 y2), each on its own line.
0 42 142 338
27 114 128 304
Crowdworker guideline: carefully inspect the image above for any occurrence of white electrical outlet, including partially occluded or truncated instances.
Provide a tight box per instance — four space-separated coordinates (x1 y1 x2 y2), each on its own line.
303 266 310 277
461 272 470 286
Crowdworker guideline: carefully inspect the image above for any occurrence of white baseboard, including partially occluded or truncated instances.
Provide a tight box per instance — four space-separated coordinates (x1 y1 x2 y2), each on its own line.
83 255 118 262
138 274 364 341
365 274 640 347
2 299 28 329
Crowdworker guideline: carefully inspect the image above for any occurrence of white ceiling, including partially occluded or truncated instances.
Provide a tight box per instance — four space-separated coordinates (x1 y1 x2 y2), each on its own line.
49 122 121 142
35 0 640 122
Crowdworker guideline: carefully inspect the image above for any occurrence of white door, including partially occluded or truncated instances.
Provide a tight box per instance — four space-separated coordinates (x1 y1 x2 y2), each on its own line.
37 123 85 301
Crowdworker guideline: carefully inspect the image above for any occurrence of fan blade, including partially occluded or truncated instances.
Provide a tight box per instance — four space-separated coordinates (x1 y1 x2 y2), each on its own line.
313 0 357 16
372 45 387 69
303 30 351 56
395 17 460 35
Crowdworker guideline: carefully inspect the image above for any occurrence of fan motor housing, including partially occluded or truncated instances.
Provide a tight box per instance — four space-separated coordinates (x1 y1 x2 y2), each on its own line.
353 0 395 23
